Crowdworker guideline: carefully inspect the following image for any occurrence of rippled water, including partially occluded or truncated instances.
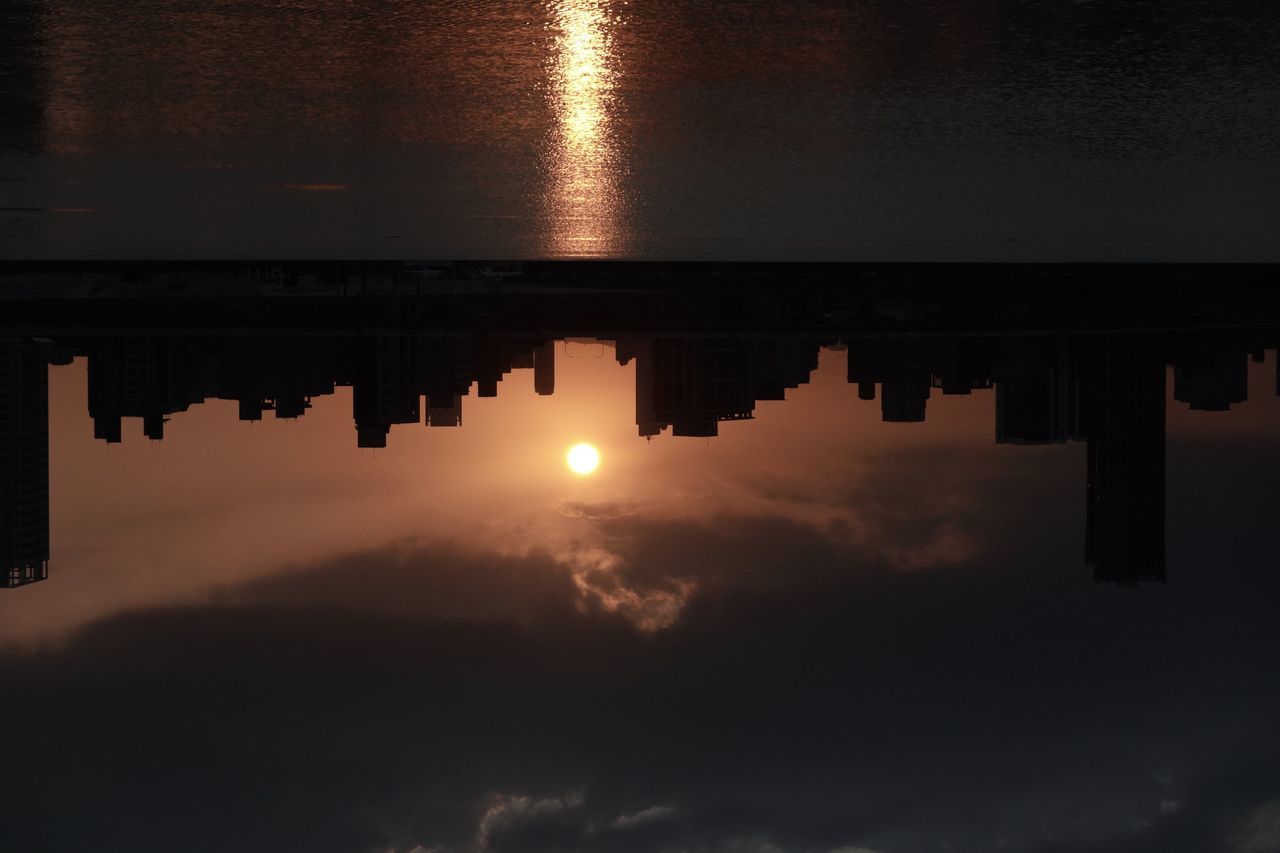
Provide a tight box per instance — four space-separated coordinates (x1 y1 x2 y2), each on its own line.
0 0 1277 258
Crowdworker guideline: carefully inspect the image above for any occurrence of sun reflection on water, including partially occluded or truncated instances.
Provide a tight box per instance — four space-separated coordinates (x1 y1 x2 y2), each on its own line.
542 0 630 257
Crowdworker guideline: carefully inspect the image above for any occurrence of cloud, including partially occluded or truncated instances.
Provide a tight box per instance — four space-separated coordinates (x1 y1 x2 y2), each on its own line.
218 539 580 628
3 460 1280 853
1232 799 1280 853
556 501 641 522
723 445 1071 575
477 790 585 851
561 545 695 633
609 805 680 830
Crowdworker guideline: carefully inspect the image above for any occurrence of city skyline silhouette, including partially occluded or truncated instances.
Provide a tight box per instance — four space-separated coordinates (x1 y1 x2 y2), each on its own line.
5 275 1279 589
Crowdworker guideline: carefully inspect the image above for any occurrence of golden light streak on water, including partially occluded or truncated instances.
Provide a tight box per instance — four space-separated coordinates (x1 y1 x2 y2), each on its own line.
542 0 630 257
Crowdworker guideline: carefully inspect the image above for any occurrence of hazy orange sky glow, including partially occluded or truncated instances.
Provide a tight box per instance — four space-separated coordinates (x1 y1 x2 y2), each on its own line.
2 346 1275 646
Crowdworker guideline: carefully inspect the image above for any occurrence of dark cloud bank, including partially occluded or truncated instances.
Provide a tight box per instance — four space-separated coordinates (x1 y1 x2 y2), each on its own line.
2 442 1279 853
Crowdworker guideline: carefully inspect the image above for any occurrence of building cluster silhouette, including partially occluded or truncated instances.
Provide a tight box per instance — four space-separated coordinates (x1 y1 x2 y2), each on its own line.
617 335 820 437
78 334 558 449
2 325 1277 590
0 339 49 587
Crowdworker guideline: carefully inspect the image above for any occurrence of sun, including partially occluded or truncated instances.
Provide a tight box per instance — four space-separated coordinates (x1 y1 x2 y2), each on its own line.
566 442 601 476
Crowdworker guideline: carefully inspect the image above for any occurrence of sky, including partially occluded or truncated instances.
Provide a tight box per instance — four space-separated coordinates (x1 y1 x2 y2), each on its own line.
2 348 1279 852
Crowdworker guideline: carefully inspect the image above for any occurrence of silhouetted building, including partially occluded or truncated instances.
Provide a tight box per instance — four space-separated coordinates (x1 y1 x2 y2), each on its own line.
272 397 311 419
1 339 49 587
426 395 462 427
474 337 518 399
880 370 931 423
238 398 268 421
636 338 754 437
622 334 818 437
417 334 474 429
354 336 420 448
87 341 124 443
1083 337 1166 584
753 337 820 401
994 341 1069 445
616 336 662 438
846 339 883 402
534 341 556 396
86 337 209 442
143 412 166 441
997 373 1061 443
214 336 337 424
933 338 992 396
1174 350 1248 411
847 339 931 422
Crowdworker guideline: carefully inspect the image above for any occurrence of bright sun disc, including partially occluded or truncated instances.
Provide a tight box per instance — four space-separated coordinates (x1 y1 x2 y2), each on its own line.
567 443 600 475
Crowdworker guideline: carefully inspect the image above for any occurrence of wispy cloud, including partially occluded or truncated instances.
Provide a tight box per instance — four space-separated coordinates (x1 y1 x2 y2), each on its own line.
556 500 640 522
609 804 680 830
476 790 585 851
560 546 695 633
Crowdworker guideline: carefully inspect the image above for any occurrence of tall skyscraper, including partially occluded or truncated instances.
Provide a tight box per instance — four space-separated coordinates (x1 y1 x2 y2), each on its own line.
880 370 931 423
1084 336 1167 584
993 337 1069 445
1 339 49 587
353 336 420 448
995 369 1069 444
616 336 661 437
417 334 474 428
534 340 556 396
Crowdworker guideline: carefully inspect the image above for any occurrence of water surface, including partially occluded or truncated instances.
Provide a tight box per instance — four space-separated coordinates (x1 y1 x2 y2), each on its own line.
2 0 1278 259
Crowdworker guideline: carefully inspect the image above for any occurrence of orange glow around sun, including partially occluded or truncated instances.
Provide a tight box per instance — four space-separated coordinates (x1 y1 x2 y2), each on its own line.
566 442 601 475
